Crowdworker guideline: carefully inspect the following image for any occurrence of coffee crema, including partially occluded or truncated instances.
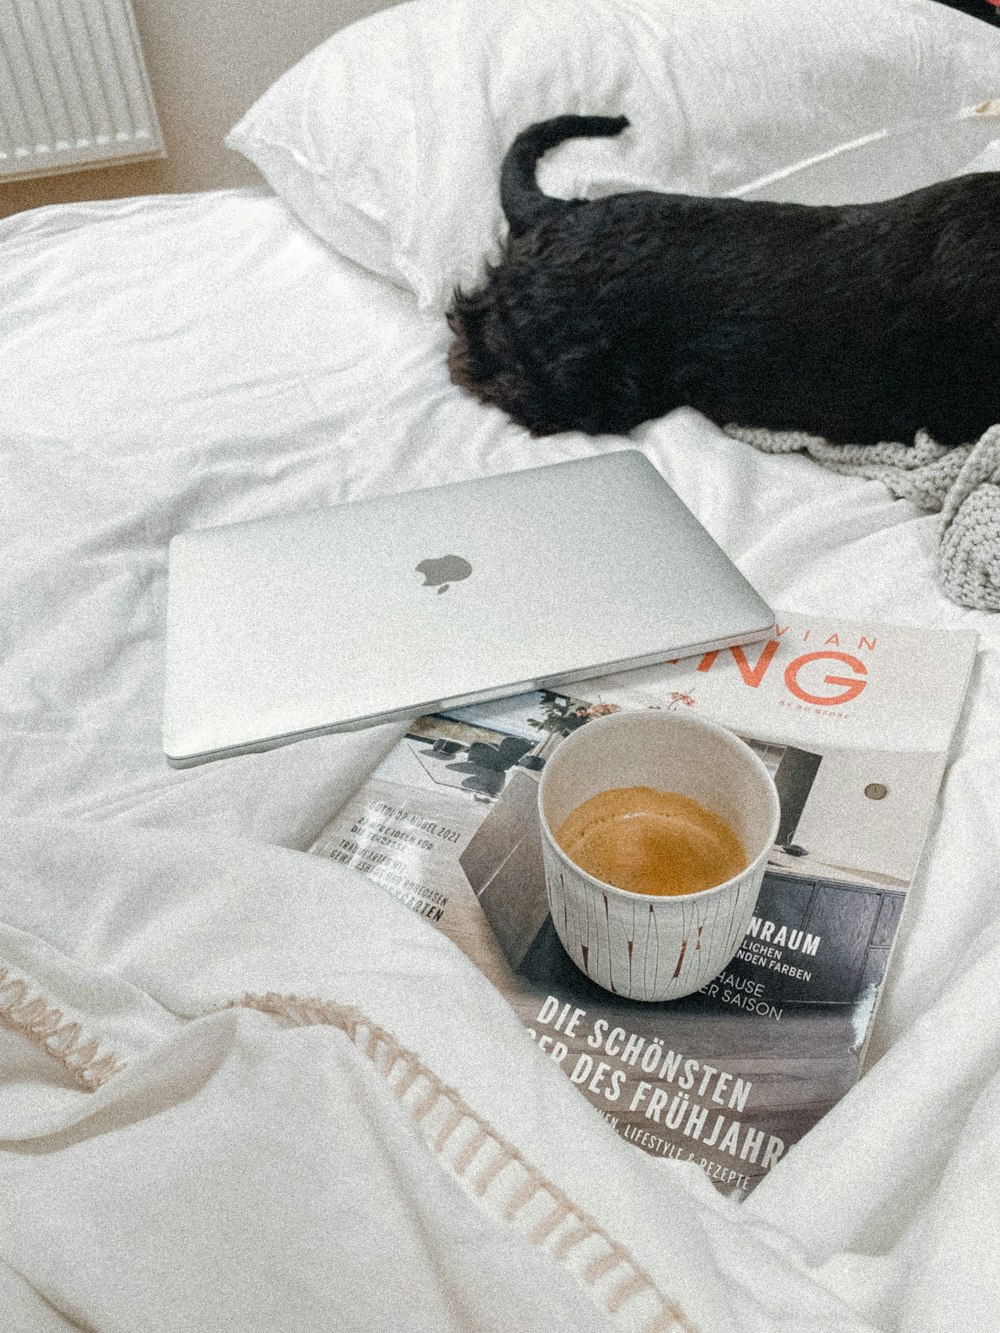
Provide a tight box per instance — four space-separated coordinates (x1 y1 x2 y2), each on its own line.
554 785 747 897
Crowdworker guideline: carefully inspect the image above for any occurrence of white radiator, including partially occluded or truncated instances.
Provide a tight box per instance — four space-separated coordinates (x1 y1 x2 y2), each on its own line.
0 0 164 181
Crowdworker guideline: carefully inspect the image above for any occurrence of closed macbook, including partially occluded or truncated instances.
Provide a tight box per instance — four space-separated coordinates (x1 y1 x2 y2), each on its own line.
162 450 774 766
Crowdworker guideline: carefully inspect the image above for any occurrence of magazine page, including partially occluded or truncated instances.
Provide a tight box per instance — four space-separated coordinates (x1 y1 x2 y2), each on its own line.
311 613 978 1198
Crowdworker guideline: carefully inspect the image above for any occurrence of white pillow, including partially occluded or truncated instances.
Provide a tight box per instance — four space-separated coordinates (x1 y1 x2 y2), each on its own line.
227 0 1000 311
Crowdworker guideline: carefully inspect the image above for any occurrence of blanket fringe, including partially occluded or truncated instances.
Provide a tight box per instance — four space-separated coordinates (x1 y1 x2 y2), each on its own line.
0 965 126 1089
228 990 699 1333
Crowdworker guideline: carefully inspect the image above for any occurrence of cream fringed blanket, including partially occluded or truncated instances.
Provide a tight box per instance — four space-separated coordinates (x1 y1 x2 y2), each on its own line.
725 423 1000 611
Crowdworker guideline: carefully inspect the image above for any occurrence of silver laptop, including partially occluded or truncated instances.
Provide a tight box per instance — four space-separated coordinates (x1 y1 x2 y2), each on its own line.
163 451 773 767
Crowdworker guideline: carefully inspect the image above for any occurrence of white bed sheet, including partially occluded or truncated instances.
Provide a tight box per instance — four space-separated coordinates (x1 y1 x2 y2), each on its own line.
1 188 998 1332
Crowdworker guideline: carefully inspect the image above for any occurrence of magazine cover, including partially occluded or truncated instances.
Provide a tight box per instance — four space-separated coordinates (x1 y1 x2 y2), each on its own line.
311 612 978 1198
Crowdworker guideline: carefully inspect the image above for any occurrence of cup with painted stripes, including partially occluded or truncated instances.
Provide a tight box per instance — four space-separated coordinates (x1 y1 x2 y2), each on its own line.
537 710 780 1002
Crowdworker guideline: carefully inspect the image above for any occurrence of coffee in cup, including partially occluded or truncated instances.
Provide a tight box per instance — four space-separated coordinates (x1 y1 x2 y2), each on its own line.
538 710 780 1002
554 785 747 897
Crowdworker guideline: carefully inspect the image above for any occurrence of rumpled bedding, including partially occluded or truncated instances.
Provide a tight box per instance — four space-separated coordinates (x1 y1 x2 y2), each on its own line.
1 189 998 1333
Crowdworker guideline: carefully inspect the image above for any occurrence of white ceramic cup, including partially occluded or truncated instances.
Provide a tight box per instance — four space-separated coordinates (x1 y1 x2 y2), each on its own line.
537 710 780 1002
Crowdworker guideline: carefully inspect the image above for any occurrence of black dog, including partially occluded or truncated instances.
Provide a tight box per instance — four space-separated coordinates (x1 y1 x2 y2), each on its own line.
447 114 1000 444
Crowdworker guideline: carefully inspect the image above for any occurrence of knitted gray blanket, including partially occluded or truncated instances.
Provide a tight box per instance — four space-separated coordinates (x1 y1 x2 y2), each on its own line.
725 422 1000 611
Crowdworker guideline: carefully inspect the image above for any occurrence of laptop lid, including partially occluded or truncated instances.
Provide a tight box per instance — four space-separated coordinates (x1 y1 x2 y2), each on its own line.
163 450 774 767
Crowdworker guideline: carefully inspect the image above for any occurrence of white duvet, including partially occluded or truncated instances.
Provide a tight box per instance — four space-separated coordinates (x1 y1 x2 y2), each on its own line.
1 189 999 1332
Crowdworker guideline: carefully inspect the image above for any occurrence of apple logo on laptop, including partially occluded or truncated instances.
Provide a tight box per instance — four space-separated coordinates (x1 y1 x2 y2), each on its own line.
416 555 472 594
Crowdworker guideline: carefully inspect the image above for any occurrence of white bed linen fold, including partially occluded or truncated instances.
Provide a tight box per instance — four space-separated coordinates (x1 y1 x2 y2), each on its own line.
2 189 998 1331
0 819 877 1333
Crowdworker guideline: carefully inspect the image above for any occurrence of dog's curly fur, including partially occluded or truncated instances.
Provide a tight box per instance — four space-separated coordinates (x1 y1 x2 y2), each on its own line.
446 114 1000 444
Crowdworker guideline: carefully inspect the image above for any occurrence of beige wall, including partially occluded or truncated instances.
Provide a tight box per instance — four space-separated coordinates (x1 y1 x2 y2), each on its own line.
0 0 400 219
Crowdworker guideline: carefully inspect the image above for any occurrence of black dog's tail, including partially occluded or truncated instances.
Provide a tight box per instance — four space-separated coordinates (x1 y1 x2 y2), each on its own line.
500 114 629 238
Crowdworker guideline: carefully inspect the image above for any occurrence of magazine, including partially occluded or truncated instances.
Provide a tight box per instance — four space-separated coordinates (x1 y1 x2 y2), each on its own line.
310 612 977 1198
